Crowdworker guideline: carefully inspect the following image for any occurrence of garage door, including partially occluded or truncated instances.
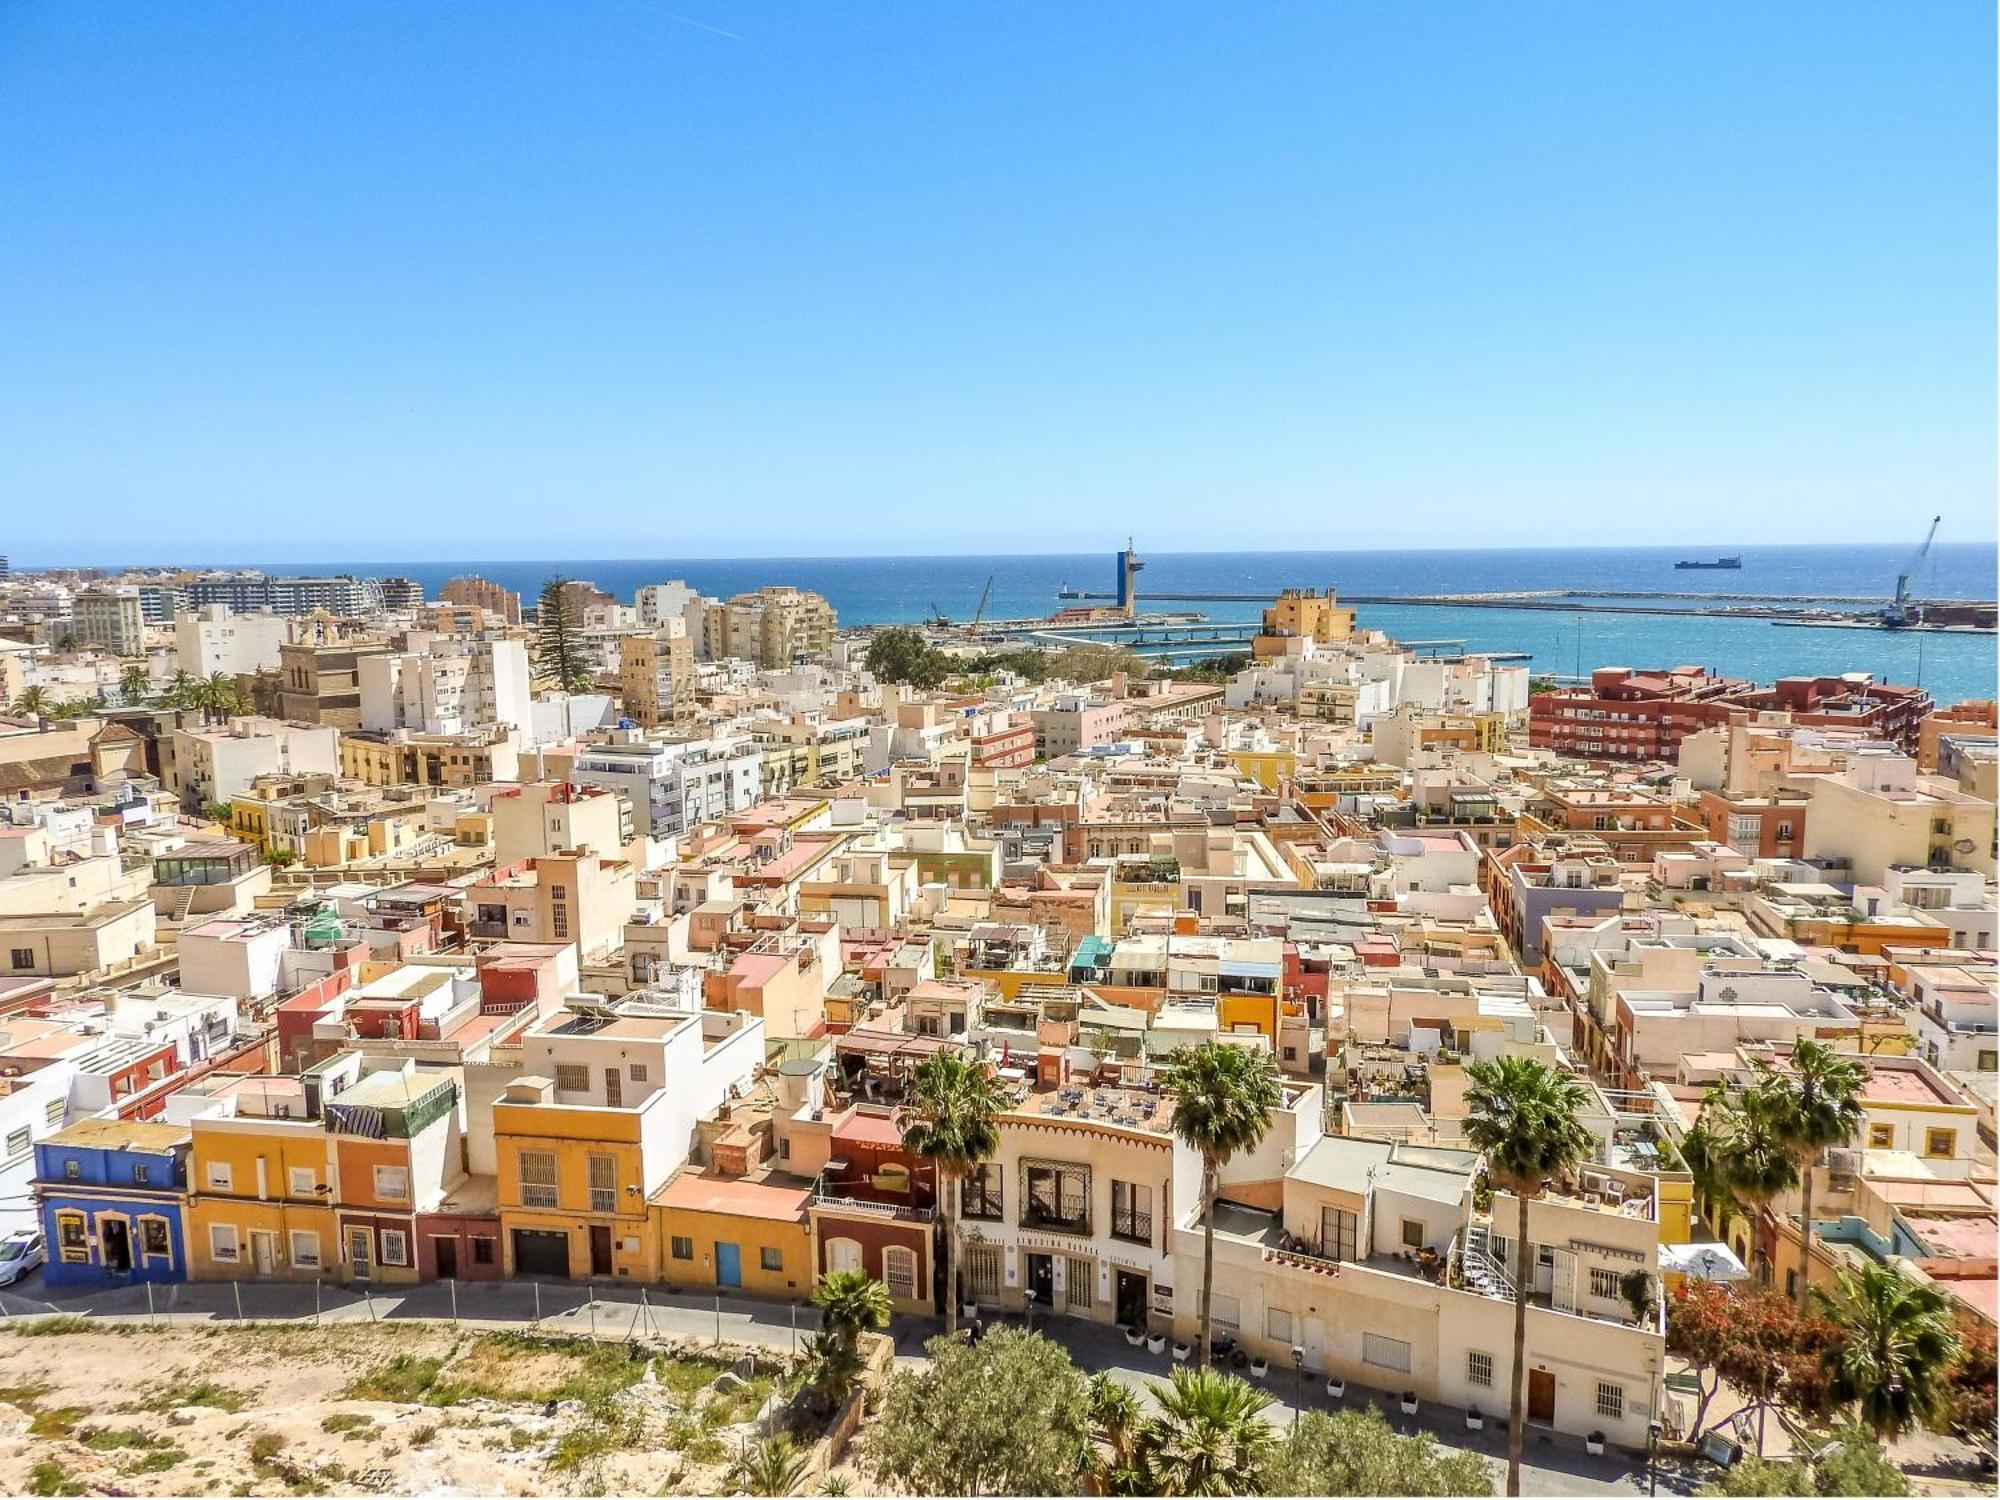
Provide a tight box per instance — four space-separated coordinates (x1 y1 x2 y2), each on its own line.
512 1229 570 1277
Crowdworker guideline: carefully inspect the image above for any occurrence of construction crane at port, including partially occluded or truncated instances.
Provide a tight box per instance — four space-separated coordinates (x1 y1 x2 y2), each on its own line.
1883 515 1942 628
970 575 994 631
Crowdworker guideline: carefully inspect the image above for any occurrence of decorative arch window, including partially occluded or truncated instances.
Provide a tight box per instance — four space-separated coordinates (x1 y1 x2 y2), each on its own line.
882 1245 919 1302
55 1210 89 1263
826 1237 863 1275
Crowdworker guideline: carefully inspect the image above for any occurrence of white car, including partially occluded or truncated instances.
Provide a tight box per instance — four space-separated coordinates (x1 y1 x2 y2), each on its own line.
0 1228 45 1287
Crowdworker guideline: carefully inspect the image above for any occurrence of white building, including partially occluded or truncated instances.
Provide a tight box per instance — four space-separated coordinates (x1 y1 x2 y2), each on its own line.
175 605 290 678
358 635 532 740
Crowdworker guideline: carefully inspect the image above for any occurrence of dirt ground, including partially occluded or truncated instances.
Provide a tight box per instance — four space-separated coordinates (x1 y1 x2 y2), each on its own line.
0 1321 797 1496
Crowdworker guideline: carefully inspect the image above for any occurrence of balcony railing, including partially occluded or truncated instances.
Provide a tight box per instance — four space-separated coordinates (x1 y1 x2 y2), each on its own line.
1109 1210 1153 1245
813 1193 934 1224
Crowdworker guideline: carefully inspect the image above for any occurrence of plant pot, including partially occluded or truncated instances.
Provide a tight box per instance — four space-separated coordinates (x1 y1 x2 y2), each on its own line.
1326 1378 1345 1399
1585 1434 1605 1456
1172 1342 1192 1363
1124 1325 1145 1347
1400 1393 1419 1415
1249 1357 1269 1378
961 1302 979 1321
1146 1333 1167 1354
1466 1412 1483 1431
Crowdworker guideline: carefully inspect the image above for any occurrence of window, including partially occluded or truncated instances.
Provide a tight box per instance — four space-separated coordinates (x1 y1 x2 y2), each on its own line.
381 1230 409 1267
965 1244 1003 1299
1596 1381 1625 1420
519 1150 559 1208
671 1235 694 1261
63 1158 81 1181
132 1162 150 1185
472 1236 496 1265
760 1246 784 1273
1110 1180 1153 1244
961 1163 1003 1220
56 1211 88 1263
210 1224 240 1262
1321 1207 1359 1263
628 1064 648 1082
1468 1351 1494 1388
9 948 33 970
1197 1289 1241 1329
1065 1254 1095 1311
1362 1333 1412 1373
291 1231 321 1268
290 1166 316 1196
1728 815 1760 848
1868 1123 1894 1149
1589 1266 1622 1300
1266 1307 1294 1343
44 1099 64 1129
587 1154 617 1214
882 1246 918 1302
555 1063 590 1094
1020 1161 1090 1234
3 1127 28 1163
206 1161 233 1192
1925 1129 1956 1158
1400 1218 1426 1250
141 1217 170 1258
374 1165 409 1202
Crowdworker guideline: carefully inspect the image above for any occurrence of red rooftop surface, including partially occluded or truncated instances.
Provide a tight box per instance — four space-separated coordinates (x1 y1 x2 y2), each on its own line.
651 1170 813 1221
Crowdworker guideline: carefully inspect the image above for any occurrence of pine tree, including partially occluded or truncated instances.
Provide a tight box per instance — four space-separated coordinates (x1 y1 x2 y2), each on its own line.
534 577 593 692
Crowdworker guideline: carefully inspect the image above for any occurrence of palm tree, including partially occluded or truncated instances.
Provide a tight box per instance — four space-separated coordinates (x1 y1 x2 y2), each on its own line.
9 686 57 722
811 1268 891 1351
1133 1366 1275 1496
796 1328 866 1416
1704 1077 1803 1282
199 671 246 725
900 1051 1006 1337
1087 1371 1142 1491
1816 1261 1962 1441
728 1434 812 1496
1763 1040 1866 1312
118 664 152 705
162 670 201 709
1163 1042 1282 1366
1462 1056 1597 1499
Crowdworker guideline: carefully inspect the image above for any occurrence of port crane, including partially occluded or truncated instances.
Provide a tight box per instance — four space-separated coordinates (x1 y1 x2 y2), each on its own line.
970 575 994 631
1883 515 1942 628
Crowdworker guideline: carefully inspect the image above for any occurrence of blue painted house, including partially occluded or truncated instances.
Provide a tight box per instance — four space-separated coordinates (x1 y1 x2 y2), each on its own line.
34 1118 192 1286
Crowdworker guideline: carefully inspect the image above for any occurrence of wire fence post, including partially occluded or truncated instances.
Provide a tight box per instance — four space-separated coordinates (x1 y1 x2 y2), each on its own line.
790 1299 797 1360
533 1280 542 1327
145 1280 156 1329
365 1288 377 1323
314 1278 321 1325
232 1281 244 1323
588 1287 597 1342
714 1294 722 1348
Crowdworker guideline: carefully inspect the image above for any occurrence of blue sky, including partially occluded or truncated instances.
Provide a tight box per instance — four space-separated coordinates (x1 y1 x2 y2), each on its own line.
1 1 1992 563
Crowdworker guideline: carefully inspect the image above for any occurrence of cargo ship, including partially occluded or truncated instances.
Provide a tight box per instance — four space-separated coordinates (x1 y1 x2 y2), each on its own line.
1674 556 1742 570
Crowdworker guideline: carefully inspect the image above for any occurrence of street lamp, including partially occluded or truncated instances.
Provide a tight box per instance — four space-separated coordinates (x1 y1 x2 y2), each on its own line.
1647 1419 1663 1497
1290 1346 1307 1432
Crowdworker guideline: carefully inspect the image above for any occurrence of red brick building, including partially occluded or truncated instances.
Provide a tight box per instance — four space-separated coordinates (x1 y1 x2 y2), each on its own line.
1530 667 1933 762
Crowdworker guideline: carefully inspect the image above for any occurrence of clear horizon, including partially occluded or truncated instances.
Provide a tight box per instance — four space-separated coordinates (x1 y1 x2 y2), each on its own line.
1 3 1993 556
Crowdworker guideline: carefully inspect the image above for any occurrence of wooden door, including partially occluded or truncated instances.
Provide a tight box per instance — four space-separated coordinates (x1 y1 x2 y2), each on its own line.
1528 1367 1557 1425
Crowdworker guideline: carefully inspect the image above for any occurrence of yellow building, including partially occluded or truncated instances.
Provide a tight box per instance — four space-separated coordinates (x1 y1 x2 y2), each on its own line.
187 1106 338 1282
652 1169 814 1298
1251 588 1355 657
618 627 694 727
1227 748 1296 793
493 1077 659 1282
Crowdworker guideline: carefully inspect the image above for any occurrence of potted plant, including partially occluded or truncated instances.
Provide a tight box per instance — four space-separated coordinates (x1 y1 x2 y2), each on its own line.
1123 1323 1145 1347
1585 1431 1606 1456
1146 1330 1167 1354
1400 1391 1419 1415
1171 1341 1192 1363
1326 1376 1345 1399
1465 1407 1483 1431
1249 1353 1269 1378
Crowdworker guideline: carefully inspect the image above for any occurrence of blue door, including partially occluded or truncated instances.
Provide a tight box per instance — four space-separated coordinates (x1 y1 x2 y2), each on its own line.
716 1241 741 1288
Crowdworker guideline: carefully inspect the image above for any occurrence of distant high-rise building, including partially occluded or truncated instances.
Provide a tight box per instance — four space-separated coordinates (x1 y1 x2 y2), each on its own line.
378 576 425 610
71 587 148 656
439 575 523 625
710 586 837 668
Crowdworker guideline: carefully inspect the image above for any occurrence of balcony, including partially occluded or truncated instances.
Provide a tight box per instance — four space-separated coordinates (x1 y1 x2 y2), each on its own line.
812 1192 934 1224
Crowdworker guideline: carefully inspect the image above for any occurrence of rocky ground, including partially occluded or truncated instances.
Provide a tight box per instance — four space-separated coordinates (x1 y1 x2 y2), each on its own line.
0 1321 793 1496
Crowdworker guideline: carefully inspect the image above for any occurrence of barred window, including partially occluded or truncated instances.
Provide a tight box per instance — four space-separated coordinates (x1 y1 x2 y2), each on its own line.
1020 1160 1090 1235
1589 1266 1622 1300
1597 1381 1624 1420
1266 1307 1293 1344
961 1163 1003 1221
964 1244 1003 1299
519 1149 559 1209
554 1064 589 1094
1065 1255 1095 1311
1468 1351 1494 1388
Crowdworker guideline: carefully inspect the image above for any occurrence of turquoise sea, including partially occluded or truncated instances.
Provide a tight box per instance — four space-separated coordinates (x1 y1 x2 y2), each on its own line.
280 544 1996 705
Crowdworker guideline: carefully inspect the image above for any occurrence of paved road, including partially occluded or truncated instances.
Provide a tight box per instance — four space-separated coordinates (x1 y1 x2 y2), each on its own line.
0 1270 1736 1496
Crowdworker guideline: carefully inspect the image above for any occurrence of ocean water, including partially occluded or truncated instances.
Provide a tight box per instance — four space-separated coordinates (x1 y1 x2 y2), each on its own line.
291 544 1995 704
